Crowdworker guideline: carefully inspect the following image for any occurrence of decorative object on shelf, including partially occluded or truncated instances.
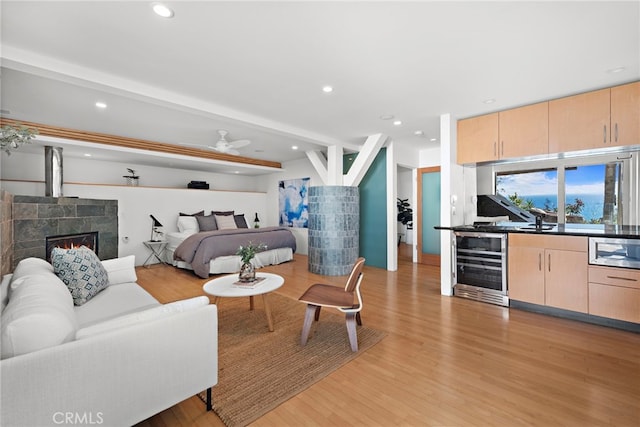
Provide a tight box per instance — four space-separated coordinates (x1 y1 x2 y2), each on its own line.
149 214 164 242
123 168 139 186
1 123 39 155
254 212 260 228
187 180 209 189
236 241 267 282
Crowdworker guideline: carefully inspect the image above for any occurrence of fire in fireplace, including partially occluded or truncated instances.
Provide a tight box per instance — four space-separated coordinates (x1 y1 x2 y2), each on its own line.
46 231 99 261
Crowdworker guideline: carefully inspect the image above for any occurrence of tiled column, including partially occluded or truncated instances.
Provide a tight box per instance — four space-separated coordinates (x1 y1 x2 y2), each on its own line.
308 186 359 275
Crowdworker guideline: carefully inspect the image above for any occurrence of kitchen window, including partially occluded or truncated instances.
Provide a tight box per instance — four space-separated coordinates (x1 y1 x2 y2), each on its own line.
493 154 633 225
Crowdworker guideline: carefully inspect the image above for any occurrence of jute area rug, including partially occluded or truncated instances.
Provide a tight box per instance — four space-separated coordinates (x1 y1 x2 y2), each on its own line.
210 292 385 427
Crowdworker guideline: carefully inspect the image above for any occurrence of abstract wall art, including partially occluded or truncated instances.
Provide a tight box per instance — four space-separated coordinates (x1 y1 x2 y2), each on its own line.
278 177 309 228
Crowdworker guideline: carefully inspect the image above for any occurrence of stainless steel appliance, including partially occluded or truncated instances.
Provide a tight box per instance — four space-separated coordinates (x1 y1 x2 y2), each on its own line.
453 231 508 306
588 237 640 269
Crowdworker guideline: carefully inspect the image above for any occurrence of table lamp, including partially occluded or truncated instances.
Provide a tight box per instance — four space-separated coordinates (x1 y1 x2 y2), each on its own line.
150 214 164 241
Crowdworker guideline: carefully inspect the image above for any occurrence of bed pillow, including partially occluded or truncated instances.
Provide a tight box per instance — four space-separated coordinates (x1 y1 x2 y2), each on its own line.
196 214 218 231
177 216 199 233
212 210 234 216
100 255 137 285
234 214 249 228
179 210 204 216
215 214 238 230
51 246 110 306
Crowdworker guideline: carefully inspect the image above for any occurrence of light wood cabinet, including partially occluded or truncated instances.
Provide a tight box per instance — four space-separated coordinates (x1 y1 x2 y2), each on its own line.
610 81 640 147
549 82 640 153
508 234 588 313
588 265 640 323
499 102 549 159
457 113 499 164
457 102 549 164
548 88 610 153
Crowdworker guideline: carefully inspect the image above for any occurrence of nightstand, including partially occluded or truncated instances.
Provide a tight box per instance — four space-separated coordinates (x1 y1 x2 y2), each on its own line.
142 240 168 268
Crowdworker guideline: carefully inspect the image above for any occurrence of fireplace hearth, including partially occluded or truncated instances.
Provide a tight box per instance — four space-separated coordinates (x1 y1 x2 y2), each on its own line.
46 231 99 261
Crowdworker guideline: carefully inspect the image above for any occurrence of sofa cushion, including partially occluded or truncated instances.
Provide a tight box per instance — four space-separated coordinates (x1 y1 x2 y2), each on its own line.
75 296 209 339
101 255 137 285
74 283 160 328
8 257 55 294
51 246 110 306
1 274 77 359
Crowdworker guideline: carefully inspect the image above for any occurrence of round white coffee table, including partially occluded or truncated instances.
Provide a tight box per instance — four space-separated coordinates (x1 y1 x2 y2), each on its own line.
202 272 284 332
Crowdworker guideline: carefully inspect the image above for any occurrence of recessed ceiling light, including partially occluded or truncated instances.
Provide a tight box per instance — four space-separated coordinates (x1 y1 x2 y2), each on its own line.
430 138 437 142
379 114 394 120
393 120 402 126
322 86 333 93
291 145 299 150
483 98 496 104
152 3 174 18
95 102 107 109
84 153 92 157
414 130 424 136
234 171 240 174
607 66 626 74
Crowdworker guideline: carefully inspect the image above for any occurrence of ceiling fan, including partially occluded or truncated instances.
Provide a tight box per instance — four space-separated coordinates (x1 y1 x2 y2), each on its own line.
207 130 251 155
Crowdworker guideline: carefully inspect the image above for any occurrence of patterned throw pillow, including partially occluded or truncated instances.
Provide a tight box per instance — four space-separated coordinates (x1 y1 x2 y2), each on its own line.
51 246 109 306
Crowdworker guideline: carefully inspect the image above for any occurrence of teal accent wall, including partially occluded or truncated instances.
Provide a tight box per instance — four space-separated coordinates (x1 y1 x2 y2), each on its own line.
344 149 387 269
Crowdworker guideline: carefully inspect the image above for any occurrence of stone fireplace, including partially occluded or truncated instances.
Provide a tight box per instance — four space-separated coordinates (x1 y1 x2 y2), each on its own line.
10 195 118 269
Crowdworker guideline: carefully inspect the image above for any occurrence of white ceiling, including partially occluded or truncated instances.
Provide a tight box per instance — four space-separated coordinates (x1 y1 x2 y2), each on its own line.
1 1 639 174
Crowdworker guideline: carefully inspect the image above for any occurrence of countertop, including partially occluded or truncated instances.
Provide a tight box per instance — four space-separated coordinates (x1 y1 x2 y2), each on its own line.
435 222 640 239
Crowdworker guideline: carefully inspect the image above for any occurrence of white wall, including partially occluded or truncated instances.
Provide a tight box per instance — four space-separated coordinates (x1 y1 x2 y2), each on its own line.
397 168 414 245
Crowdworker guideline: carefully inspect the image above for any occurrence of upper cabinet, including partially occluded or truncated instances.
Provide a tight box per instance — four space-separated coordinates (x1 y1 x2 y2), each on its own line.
549 81 640 153
457 112 499 164
457 102 548 164
457 81 639 165
499 102 549 159
610 81 640 147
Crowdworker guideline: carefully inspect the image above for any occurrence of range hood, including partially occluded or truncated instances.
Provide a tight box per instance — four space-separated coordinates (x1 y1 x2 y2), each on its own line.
476 194 536 222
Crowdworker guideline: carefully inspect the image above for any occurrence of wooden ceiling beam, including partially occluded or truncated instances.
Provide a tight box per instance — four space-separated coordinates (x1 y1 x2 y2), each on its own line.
0 118 282 169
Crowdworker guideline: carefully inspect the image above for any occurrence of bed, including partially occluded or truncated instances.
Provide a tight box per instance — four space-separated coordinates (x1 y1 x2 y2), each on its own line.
166 214 296 278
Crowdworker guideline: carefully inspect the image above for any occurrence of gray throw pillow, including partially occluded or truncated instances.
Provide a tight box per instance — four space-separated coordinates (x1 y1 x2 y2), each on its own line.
51 246 109 306
196 214 218 231
234 214 248 228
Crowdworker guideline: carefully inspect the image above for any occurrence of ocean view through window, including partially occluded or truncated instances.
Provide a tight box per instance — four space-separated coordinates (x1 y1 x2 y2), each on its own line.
496 161 623 224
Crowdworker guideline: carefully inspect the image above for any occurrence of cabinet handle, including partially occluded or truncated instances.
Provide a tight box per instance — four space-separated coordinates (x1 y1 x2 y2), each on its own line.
606 275 637 282
548 254 551 272
501 141 504 156
603 125 607 144
615 123 618 143
538 253 542 271
493 142 497 157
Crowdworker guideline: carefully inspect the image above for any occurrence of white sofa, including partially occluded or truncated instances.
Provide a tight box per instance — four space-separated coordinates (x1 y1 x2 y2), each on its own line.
0 256 218 427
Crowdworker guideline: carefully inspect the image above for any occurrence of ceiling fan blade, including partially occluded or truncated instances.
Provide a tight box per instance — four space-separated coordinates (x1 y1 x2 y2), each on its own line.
229 139 250 148
226 148 240 155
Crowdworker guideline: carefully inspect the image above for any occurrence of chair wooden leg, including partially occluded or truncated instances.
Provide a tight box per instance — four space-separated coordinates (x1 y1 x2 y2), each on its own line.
314 305 322 321
356 311 362 326
301 304 317 346
345 312 358 352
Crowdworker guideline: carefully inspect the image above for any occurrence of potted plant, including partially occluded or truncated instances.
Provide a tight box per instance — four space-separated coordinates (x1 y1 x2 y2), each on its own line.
123 168 139 186
1 124 38 155
236 241 267 282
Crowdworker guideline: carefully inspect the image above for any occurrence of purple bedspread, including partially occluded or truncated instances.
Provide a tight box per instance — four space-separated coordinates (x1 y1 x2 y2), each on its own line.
173 227 297 278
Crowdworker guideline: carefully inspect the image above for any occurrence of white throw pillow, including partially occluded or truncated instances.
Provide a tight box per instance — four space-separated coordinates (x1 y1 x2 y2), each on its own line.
1 275 77 359
101 255 137 285
51 246 110 306
177 216 199 234
75 296 209 339
215 214 238 230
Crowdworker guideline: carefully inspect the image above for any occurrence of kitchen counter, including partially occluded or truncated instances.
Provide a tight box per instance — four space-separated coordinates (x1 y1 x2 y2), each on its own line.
435 223 640 239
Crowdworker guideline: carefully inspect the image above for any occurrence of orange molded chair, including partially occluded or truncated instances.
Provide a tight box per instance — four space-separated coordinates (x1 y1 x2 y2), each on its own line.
298 257 366 352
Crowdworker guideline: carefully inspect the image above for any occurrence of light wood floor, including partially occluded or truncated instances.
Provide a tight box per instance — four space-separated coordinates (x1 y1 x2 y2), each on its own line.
136 245 640 426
